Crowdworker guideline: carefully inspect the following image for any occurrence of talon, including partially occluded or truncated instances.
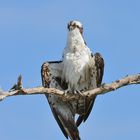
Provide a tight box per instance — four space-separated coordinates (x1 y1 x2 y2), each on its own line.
64 89 71 95
74 90 83 96
64 89 84 96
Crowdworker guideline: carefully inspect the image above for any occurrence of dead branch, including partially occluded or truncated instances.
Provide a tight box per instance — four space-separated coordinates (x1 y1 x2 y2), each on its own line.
0 73 140 102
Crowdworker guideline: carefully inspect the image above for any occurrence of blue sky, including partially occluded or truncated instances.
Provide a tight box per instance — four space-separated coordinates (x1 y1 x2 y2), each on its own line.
0 0 140 140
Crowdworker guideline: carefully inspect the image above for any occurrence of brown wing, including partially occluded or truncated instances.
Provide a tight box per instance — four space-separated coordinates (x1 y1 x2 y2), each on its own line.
76 52 104 127
41 61 62 87
41 61 81 140
41 61 68 137
94 52 104 87
41 61 69 137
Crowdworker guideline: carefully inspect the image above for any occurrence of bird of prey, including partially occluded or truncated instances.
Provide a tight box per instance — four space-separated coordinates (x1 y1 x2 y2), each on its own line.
41 20 104 140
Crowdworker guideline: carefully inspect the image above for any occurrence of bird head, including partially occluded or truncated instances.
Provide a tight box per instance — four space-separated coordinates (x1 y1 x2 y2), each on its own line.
67 20 83 35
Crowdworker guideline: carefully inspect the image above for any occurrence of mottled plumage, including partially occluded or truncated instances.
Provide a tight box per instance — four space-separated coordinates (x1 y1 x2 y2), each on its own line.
41 20 104 140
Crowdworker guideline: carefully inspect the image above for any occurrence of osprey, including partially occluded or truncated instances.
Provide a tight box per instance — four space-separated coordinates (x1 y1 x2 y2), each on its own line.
41 20 104 140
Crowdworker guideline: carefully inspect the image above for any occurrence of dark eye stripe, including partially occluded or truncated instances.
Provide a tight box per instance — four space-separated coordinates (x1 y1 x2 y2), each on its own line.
76 25 83 34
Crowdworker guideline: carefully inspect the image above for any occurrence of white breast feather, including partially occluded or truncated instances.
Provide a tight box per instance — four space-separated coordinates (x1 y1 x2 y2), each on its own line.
62 28 97 91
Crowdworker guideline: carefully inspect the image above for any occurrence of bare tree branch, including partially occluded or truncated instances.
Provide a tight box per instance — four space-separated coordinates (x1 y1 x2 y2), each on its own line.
0 73 140 102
